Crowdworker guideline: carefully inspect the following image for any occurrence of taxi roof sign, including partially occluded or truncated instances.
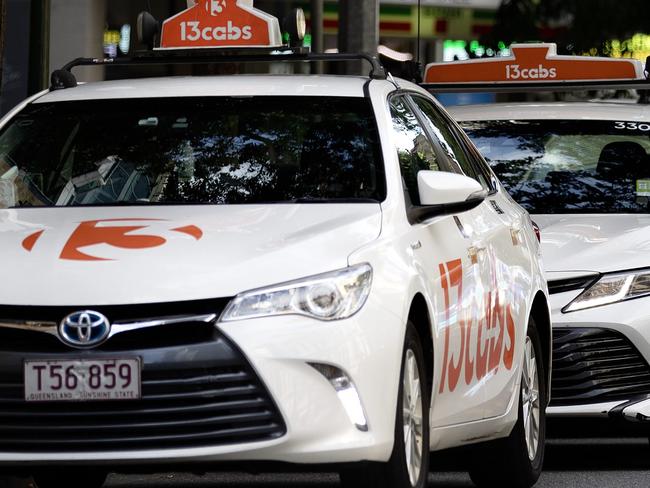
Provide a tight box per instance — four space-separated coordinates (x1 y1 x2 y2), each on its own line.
159 0 283 50
424 43 645 84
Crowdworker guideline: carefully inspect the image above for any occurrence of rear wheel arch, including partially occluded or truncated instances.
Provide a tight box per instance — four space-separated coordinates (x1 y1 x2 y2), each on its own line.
529 291 551 401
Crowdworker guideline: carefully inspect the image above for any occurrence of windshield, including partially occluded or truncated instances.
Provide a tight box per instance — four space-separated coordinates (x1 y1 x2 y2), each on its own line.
461 119 650 214
0 96 385 208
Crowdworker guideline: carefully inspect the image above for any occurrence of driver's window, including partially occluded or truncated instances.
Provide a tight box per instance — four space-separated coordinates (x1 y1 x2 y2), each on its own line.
390 97 440 205
411 95 491 191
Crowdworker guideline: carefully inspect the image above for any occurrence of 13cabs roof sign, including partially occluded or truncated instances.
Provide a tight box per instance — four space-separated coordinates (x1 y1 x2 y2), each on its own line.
159 0 283 49
424 43 645 84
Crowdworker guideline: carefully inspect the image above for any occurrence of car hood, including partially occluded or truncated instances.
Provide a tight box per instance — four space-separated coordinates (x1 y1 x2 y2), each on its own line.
534 214 650 274
0 205 382 306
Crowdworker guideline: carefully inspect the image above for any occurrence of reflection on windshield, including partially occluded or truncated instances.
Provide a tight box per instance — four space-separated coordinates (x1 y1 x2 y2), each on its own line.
462 120 650 214
0 97 385 208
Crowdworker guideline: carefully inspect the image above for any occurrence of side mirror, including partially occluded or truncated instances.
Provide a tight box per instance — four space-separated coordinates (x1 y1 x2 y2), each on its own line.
409 171 487 223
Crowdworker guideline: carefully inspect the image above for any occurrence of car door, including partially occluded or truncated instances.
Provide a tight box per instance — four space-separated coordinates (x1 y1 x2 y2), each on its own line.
449 115 534 418
389 95 487 427
409 94 521 420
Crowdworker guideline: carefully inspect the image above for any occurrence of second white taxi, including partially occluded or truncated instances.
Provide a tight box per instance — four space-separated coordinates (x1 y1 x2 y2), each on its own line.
436 43 650 430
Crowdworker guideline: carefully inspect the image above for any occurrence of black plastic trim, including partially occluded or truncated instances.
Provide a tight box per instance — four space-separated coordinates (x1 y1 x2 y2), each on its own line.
0 298 231 323
406 191 487 224
548 275 600 295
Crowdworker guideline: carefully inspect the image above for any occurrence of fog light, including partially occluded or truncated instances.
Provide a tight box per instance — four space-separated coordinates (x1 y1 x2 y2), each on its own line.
310 363 368 432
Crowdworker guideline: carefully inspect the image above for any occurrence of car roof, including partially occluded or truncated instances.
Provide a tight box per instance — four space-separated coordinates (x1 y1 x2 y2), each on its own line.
448 101 650 122
34 75 383 103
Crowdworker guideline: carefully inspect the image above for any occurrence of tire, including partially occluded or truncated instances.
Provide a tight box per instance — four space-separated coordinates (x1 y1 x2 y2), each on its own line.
340 322 430 488
0 478 30 488
468 317 546 488
32 470 107 488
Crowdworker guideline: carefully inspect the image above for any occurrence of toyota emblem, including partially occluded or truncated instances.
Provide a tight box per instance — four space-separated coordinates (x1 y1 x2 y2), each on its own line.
59 310 111 349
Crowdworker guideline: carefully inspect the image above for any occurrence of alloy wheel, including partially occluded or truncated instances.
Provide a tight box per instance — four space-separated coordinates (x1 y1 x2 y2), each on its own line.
521 336 541 461
402 349 424 486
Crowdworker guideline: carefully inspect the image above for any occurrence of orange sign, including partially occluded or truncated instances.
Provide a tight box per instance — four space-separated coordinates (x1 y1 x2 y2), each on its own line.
22 219 203 261
424 43 644 84
160 0 282 49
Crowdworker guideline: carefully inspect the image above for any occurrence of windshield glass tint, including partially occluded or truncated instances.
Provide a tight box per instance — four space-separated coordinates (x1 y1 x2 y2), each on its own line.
0 97 385 208
462 119 650 214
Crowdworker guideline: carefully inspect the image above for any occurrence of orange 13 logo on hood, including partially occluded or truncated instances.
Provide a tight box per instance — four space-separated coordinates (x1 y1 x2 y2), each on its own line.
22 219 203 261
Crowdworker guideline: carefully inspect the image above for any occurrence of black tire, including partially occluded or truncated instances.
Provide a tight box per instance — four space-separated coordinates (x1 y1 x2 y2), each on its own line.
468 317 546 488
32 470 107 488
340 322 430 488
0 478 29 488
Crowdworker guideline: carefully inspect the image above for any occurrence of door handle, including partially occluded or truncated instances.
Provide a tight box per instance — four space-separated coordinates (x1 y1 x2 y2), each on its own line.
468 244 486 264
510 223 523 246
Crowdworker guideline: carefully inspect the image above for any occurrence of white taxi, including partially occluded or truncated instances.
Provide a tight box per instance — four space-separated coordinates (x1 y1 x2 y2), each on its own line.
0 3 550 488
431 44 650 428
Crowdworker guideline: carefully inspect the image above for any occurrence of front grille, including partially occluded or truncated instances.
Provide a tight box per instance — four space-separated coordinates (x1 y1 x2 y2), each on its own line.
0 298 231 352
0 321 219 352
0 360 286 452
0 299 286 452
551 328 650 406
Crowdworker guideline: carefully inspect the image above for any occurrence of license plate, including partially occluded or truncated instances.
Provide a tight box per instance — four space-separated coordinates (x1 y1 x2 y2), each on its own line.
24 358 141 402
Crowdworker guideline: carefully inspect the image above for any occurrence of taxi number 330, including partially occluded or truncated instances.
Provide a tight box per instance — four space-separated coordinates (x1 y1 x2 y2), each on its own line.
614 121 650 131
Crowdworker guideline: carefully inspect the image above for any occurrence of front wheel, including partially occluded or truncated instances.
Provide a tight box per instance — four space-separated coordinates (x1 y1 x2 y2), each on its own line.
468 317 546 488
0 478 29 488
340 322 430 488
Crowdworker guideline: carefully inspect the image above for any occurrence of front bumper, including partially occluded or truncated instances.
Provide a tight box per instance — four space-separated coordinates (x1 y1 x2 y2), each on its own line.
0 298 404 466
548 291 650 421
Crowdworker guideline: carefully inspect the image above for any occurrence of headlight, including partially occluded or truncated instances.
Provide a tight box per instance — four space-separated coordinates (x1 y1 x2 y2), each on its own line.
564 269 650 312
220 264 373 322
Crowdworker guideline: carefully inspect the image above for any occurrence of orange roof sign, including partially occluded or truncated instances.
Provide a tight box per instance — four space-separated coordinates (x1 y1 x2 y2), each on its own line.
160 0 283 50
424 43 645 84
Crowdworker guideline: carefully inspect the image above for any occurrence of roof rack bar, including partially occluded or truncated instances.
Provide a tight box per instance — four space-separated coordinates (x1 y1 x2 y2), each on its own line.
51 50 387 90
421 80 650 93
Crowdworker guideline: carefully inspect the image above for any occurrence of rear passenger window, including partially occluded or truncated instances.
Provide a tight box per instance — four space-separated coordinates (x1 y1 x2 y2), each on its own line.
411 96 490 190
390 97 441 205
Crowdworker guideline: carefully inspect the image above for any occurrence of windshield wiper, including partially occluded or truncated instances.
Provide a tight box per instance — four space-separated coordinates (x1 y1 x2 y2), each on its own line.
289 197 380 204
23 198 382 208
66 200 176 207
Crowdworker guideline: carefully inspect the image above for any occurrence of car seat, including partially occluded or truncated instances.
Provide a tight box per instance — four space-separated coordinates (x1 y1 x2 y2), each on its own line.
596 141 648 181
